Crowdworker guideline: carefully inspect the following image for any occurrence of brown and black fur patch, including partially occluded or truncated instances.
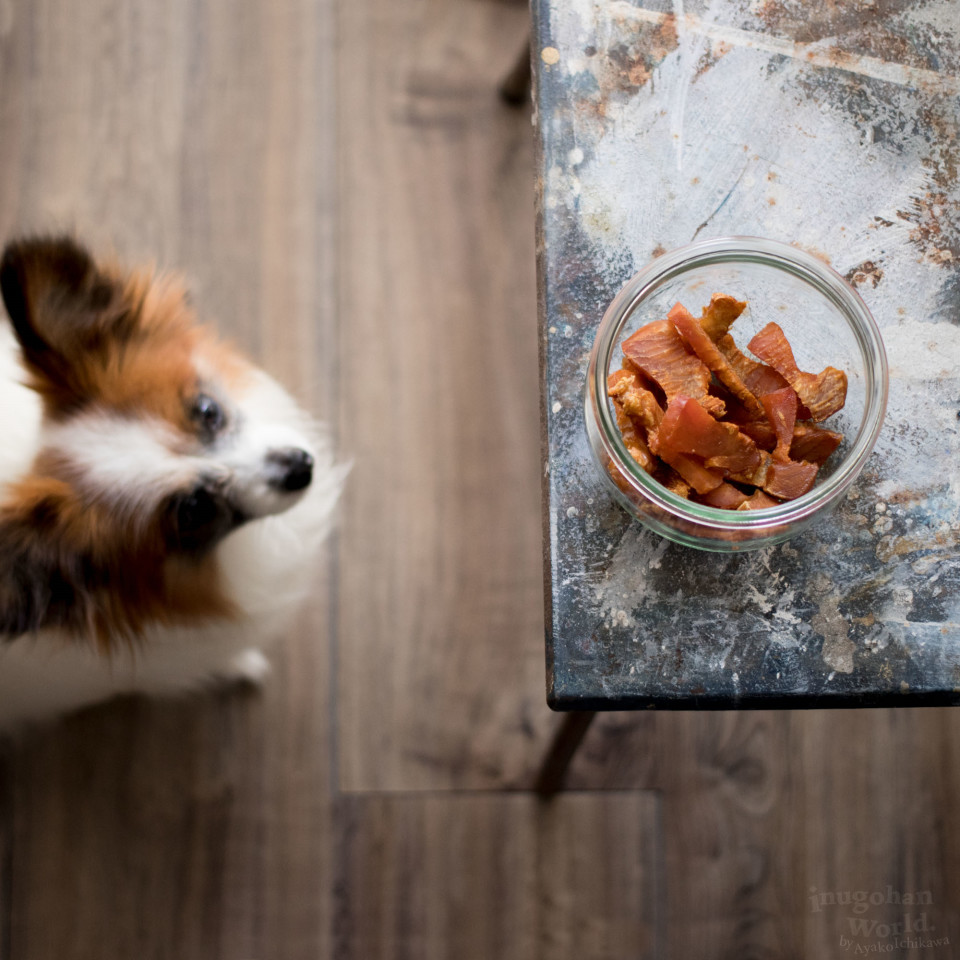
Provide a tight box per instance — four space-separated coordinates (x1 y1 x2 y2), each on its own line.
0 469 235 650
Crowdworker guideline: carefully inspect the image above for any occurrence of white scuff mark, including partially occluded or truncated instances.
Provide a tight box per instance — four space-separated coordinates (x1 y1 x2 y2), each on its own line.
773 607 802 626
669 0 689 173
603 0 960 94
869 321 960 504
745 582 775 615
812 591 855 674
646 537 670 571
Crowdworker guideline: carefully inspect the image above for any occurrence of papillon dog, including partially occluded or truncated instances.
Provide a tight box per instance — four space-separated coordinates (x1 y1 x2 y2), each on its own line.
0 236 346 728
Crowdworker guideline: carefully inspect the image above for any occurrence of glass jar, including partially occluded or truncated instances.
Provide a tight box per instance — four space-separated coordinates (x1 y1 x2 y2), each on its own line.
584 237 889 552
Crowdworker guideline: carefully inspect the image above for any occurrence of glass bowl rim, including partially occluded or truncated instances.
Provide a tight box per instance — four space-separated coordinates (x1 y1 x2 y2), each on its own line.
586 235 890 532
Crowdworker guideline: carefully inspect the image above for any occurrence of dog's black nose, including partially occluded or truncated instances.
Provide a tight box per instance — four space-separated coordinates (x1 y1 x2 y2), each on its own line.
268 448 314 492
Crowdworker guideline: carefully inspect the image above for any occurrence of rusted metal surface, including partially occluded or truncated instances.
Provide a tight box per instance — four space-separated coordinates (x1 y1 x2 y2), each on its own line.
535 0 960 709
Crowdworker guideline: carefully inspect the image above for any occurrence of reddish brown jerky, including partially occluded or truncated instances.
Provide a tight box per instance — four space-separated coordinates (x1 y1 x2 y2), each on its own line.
612 399 656 474
699 293 747 341
698 482 749 510
607 294 846 511
668 302 766 419
760 387 798 463
737 490 782 511
661 451 725 495
763 459 819 499
657 395 761 477
654 463 694 499
748 322 848 422
622 319 725 418
607 367 664 437
717 333 793 400
790 423 843 465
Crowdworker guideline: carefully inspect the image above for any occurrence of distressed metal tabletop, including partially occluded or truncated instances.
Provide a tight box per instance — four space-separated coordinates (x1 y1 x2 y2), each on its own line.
534 0 960 709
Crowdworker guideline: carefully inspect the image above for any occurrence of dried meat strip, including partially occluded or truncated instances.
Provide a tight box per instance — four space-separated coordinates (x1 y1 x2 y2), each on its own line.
668 302 766 420
622 319 725 418
606 293 847 512
612 400 656 473
727 450 772 488
698 482 750 510
662 452 725 495
654 463 693 499
760 387 798 463
763 459 819 499
737 490 781 511
699 293 747 341
657 395 761 477
607 367 664 437
748 322 847 422
790 423 843 465
717 333 793 399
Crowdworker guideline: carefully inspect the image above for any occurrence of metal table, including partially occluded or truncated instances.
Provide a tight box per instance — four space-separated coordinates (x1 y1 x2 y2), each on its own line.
533 0 960 746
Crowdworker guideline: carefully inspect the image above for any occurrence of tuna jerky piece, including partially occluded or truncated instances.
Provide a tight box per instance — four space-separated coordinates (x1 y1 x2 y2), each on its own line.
699 293 747 341
621 320 725 418
727 449 772 488
717 333 793 399
760 387 798 463
654 463 693 499
693 295 806 410
612 400 656 474
698 482 749 510
660 451 725 495
748 322 848 421
657 395 761 477
607 367 664 437
790 423 843 465
737 489 782 511
668 302 766 420
763 459 819 499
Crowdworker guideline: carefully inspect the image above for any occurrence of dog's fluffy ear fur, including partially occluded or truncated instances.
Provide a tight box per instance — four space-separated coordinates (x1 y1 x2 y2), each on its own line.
0 236 127 412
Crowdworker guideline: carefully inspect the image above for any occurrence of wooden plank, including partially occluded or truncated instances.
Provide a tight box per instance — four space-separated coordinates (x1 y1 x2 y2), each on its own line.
796 709 960 955
7 595 332 960
336 0 551 791
0 0 338 957
565 708 960 956
333 792 662 960
0 745 10 960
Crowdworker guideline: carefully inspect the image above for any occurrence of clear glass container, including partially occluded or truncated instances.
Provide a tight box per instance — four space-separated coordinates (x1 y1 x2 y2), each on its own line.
585 237 889 552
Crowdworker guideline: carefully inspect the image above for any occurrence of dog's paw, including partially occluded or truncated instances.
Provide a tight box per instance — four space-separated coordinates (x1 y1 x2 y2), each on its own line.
223 648 272 686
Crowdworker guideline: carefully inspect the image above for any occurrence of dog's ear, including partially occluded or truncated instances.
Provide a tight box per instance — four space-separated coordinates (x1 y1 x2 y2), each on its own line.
0 236 126 410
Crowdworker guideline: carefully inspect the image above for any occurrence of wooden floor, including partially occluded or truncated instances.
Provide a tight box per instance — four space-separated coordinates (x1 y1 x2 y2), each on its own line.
1 1 959 957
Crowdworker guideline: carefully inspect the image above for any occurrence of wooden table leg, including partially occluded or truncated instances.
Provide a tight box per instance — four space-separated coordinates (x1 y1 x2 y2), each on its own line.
498 37 531 107
534 711 597 795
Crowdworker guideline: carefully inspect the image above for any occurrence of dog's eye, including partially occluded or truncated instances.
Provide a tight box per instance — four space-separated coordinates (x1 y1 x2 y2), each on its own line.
191 393 226 438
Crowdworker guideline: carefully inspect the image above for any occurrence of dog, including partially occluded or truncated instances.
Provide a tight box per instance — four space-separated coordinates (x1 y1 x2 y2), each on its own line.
0 236 346 727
